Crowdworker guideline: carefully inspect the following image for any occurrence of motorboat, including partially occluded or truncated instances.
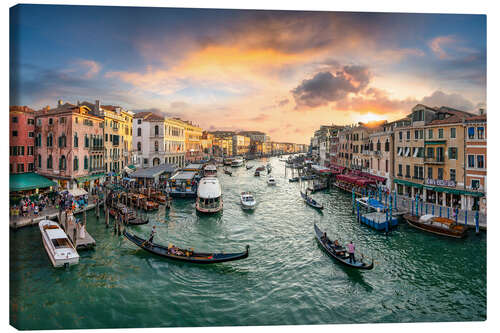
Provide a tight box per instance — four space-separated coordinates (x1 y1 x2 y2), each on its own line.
231 157 244 167
196 177 223 213
39 219 79 268
356 197 387 212
203 164 218 177
254 170 260 177
240 192 257 210
267 176 276 186
403 214 466 238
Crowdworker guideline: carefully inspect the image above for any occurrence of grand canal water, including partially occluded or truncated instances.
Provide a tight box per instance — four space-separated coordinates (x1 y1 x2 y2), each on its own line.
10 157 486 329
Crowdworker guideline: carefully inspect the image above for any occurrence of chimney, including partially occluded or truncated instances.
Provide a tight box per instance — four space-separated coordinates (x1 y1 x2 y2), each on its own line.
58 99 63 107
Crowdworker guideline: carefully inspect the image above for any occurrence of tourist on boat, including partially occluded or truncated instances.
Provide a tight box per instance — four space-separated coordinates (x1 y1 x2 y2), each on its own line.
148 226 156 244
321 232 327 242
347 241 356 263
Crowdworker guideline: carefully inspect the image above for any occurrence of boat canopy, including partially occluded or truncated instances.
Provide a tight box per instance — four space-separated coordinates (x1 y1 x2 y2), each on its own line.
45 228 68 240
197 177 222 198
170 171 197 181
204 165 217 171
68 187 88 197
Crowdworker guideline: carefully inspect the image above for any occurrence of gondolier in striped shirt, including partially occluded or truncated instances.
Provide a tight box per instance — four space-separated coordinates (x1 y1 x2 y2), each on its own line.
148 226 156 244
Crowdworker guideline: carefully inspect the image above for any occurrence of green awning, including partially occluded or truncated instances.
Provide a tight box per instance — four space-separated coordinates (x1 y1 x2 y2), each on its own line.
76 173 106 183
394 178 423 189
127 165 137 170
425 140 447 145
10 172 57 192
432 186 485 197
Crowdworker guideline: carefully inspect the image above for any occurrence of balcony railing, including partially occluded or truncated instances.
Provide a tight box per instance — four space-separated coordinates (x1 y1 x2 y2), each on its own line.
424 157 445 164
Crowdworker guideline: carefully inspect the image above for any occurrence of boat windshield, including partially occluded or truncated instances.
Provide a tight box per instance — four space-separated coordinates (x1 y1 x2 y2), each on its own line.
51 238 72 249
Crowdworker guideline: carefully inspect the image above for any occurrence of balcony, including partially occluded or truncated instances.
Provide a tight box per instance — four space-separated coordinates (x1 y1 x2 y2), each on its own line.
424 157 445 165
89 146 104 152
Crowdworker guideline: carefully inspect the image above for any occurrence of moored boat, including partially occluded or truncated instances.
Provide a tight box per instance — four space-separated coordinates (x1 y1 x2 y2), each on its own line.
240 192 256 210
123 230 249 264
403 214 466 238
196 177 223 213
267 176 276 186
314 224 373 270
39 219 79 268
109 203 149 225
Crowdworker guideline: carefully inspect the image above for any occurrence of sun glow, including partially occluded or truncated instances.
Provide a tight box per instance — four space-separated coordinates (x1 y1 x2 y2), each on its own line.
357 112 385 123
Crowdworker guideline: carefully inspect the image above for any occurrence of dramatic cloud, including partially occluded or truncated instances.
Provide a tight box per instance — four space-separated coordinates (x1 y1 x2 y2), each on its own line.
420 90 475 111
291 65 371 109
429 35 456 59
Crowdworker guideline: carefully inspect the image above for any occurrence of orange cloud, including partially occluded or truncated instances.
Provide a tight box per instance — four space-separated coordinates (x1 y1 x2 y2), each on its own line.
429 35 456 59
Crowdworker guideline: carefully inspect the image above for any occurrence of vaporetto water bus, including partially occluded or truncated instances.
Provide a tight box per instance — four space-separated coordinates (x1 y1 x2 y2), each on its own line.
196 177 223 213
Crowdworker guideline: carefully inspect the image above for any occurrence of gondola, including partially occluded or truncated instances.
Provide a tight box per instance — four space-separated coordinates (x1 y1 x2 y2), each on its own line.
314 224 374 270
224 168 233 176
123 230 250 264
300 191 324 210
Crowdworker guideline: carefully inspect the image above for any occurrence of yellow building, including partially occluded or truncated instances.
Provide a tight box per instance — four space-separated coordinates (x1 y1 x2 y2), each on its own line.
164 118 186 167
232 135 251 156
213 136 233 157
81 100 133 173
175 118 203 162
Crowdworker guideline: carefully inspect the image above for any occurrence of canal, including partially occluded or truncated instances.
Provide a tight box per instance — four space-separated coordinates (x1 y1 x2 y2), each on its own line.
10 156 486 329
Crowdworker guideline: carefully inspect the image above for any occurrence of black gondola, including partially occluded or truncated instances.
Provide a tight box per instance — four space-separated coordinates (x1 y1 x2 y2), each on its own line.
123 230 250 264
314 224 373 270
300 191 324 210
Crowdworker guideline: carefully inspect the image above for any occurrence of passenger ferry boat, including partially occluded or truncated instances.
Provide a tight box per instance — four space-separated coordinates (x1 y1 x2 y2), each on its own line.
231 157 244 167
39 219 79 268
196 177 223 213
203 164 218 177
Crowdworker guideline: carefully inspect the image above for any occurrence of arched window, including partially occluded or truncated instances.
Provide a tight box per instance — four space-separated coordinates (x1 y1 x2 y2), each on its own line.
59 155 66 170
85 134 89 148
47 133 53 147
37 154 41 168
385 139 390 152
84 156 89 170
74 133 78 147
137 142 141 151
376 140 381 151
138 128 142 136
47 155 53 169
155 125 159 136
73 156 79 171
36 133 42 147
58 134 66 148
155 141 159 152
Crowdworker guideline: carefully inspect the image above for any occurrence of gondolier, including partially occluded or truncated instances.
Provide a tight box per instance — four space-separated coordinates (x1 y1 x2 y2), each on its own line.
347 241 355 263
148 226 156 244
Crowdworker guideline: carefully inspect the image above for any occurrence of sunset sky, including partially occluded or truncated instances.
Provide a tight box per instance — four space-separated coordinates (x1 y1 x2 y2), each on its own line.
10 5 486 144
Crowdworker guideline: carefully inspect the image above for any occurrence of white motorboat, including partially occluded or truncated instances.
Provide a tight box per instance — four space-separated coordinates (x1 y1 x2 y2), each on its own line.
267 176 276 186
231 157 244 167
39 219 79 268
240 192 256 210
203 164 218 177
196 177 223 213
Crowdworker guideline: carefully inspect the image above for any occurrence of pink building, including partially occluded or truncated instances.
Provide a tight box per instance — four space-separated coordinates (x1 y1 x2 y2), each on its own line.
10 106 36 174
35 101 104 190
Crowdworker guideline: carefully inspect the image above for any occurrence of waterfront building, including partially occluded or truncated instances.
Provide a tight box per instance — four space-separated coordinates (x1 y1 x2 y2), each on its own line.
238 131 270 143
164 118 187 167
81 100 134 174
464 112 487 213
212 136 233 157
176 119 203 162
35 101 105 190
10 106 36 174
201 131 214 158
132 112 186 169
232 134 251 156
367 122 394 190
337 126 353 168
